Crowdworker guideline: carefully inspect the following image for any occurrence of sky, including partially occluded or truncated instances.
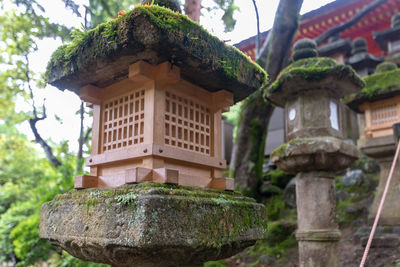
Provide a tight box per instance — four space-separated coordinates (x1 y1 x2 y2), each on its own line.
16 0 336 153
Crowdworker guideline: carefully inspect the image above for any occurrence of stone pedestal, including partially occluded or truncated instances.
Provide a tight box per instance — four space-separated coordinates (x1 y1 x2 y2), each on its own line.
358 135 400 225
271 137 358 267
39 183 267 266
355 136 400 248
295 172 341 267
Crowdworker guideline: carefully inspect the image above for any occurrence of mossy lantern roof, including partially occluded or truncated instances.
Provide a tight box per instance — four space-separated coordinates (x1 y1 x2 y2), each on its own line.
345 67 400 112
265 57 364 107
45 5 266 102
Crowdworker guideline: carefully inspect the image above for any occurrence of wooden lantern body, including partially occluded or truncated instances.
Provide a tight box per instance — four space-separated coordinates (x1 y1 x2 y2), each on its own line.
359 96 400 138
76 61 234 190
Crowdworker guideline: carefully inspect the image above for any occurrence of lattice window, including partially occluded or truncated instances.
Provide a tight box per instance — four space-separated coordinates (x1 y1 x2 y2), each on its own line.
164 91 211 155
371 104 398 125
102 89 145 152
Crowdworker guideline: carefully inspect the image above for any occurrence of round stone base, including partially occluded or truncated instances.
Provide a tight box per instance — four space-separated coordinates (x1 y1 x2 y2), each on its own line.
39 183 267 266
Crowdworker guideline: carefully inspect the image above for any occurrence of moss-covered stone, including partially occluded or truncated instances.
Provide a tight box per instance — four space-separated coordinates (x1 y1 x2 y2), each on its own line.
270 137 359 173
45 5 266 102
40 183 267 266
375 62 397 73
345 67 400 112
265 57 364 106
292 38 318 62
141 0 181 13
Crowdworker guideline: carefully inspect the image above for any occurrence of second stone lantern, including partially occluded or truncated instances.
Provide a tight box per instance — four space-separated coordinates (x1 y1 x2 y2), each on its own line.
266 39 363 267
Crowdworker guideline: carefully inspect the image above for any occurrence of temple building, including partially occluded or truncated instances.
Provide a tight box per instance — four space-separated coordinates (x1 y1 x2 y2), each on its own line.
234 0 400 155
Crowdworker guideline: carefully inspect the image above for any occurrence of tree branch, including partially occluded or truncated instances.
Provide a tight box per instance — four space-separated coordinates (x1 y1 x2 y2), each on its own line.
251 0 261 56
84 127 92 144
266 0 303 81
315 0 387 45
22 54 61 168
255 31 271 67
29 117 61 168
233 0 303 192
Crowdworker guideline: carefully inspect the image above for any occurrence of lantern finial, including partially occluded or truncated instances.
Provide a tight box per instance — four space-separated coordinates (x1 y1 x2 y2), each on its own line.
292 38 318 61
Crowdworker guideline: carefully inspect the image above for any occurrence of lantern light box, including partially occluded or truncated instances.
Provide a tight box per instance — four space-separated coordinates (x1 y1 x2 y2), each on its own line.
78 61 234 190
45 6 266 191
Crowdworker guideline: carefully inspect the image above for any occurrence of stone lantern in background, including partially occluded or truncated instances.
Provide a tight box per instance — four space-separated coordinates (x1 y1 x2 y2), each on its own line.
39 4 268 266
347 37 383 76
267 38 362 267
374 13 400 65
346 61 400 244
318 35 360 143
318 34 352 64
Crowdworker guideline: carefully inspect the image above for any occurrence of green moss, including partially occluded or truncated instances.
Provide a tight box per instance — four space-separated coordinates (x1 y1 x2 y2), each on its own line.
263 168 293 188
270 143 288 160
335 172 379 225
85 198 97 214
356 68 400 99
270 138 312 160
204 260 227 267
376 62 397 73
45 5 266 94
266 221 296 246
50 182 267 249
266 57 364 95
248 228 297 260
266 196 285 221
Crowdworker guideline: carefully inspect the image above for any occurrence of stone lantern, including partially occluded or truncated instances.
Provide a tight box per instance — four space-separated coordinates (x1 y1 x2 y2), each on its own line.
374 13 400 65
346 62 400 244
347 38 383 76
39 4 268 266
266 38 362 267
318 34 352 64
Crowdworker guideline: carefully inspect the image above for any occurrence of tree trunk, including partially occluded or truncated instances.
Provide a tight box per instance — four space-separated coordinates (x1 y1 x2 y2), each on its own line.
233 90 274 194
233 0 303 194
184 0 201 22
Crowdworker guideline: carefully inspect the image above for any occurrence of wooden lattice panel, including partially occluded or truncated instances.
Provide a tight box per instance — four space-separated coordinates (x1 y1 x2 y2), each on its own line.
164 91 211 155
371 104 398 125
102 89 145 152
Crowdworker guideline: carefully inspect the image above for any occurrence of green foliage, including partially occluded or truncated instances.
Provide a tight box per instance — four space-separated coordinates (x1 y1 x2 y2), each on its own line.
335 170 379 225
0 2 70 122
204 260 227 267
263 168 293 189
88 0 141 28
265 196 285 221
222 101 242 141
206 0 239 32
50 251 109 267
247 221 297 262
0 126 78 265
